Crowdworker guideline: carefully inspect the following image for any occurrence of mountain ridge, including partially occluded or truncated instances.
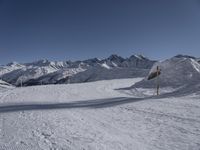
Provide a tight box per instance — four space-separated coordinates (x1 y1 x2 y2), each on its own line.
1 54 199 87
0 54 156 86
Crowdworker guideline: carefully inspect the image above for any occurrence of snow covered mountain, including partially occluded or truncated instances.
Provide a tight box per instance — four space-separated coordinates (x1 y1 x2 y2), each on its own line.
0 61 25 76
0 79 12 87
0 79 14 91
0 54 156 86
0 59 69 86
68 67 149 84
131 55 200 92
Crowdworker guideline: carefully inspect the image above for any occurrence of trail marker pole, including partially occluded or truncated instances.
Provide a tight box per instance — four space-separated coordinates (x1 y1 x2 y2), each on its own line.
20 79 22 88
156 66 160 96
147 65 161 96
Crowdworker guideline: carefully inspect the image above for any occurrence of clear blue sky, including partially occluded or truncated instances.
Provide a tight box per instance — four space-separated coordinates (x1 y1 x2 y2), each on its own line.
0 0 200 64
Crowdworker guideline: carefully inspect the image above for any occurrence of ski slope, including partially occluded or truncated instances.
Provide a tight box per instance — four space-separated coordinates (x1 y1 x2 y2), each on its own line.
0 78 200 150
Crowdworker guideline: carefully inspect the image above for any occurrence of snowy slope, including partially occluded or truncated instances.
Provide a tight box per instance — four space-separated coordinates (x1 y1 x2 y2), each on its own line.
132 55 200 89
0 80 13 89
23 67 86 86
0 78 142 104
0 62 25 76
0 59 70 86
0 78 200 150
68 67 149 83
0 80 14 94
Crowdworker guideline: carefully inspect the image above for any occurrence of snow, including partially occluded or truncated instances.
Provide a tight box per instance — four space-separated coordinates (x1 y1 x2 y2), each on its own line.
0 63 25 76
0 80 14 91
0 78 142 104
134 54 142 59
111 62 118 67
0 54 155 86
191 58 200 73
101 63 111 69
0 78 200 150
133 56 200 89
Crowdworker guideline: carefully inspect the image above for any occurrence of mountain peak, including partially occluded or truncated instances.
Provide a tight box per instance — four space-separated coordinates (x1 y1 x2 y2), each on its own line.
83 58 100 63
27 59 51 66
174 54 196 59
7 61 22 67
35 59 50 64
107 54 124 61
129 54 148 60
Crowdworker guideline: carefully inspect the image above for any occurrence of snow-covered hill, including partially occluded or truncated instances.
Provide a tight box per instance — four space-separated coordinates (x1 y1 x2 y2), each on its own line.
0 62 25 76
0 59 71 86
0 54 156 86
68 67 149 83
0 79 13 88
0 78 200 150
113 55 200 97
132 55 200 88
0 80 14 93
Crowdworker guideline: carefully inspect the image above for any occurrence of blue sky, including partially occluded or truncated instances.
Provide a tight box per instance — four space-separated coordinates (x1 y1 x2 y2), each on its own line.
0 0 200 64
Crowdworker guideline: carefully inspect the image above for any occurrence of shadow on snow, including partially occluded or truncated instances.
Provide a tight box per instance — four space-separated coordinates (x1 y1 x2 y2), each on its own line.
0 96 151 113
1 86 196 113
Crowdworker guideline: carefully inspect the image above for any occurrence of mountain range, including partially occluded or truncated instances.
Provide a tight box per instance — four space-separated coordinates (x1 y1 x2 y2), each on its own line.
1 54 200 88
0 54 156 86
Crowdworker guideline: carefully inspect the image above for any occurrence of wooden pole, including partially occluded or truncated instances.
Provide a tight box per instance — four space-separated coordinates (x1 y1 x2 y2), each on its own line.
156 66 159 95
20 79 22 88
